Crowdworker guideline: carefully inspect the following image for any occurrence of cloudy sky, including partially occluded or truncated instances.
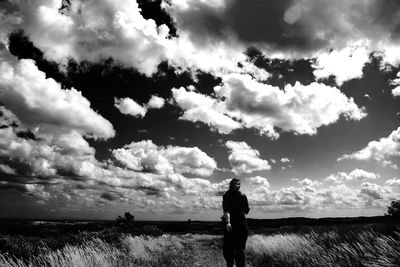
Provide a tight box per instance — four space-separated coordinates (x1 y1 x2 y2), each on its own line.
0 0 399 221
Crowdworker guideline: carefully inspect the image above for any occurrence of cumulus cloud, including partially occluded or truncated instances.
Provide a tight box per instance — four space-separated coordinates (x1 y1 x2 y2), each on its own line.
6 0 400 85
172 75 366 138
338 127 400 169
225 141 270 174
115 96 166 118
0 48 117 191
313 44 370 86
147 95 165 109
0 57 115 139
247 179 396 214
275 187 308 206
0 124 102 178
247 176 270 188
392 87 400 97
6 0 254 77
298 178 321 192
325 169 380 184
358 182 385 206
218 74 366 137
14 0 173 76
171 87 241 134
114 97 147 118
389 72 400 97
112 140 217 176
385 177 400 188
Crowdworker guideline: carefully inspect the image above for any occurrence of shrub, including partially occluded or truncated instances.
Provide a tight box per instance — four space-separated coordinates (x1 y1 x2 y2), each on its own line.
386 200 400 216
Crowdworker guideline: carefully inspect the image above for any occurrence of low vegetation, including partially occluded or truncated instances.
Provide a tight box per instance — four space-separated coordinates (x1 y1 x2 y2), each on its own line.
0 223 399 266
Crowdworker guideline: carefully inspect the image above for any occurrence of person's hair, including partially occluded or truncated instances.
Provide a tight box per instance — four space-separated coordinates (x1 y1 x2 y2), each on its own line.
230 178 240 186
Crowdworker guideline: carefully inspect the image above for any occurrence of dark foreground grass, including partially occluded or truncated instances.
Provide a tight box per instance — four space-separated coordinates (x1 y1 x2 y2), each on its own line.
1 223 399 266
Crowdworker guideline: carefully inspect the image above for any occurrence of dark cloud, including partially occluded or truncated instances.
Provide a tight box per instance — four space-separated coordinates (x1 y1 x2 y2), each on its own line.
373 0 400 40
168 0 330 53
135 186 163 196
168 0 400 58
0 182 31 193
226 0 317 49
100 191 120 201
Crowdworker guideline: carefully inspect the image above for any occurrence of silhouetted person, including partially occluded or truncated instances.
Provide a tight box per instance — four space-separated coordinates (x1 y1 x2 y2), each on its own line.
222 178 250 267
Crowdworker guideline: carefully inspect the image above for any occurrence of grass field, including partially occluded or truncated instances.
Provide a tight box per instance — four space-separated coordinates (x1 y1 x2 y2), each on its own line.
0 222 399 266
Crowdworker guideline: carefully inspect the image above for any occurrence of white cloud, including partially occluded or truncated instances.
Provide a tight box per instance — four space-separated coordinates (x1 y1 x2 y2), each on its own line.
171 87 241 134
0 53 113 180
147 95 165 109
338 127 400 169
325 169 380 184
0 164 16 175
247 176 270 188
0 126 100 178
275 187 308 206
316 184 359 209
112 140 217 176
8 0 400 84
389 72 400 97
385 177 400 188
313 44 370 86
10 0 252 78
280 157 291 163
0 50 118 189
298 178 321 187
218 74 366 137
359 182 385 203
172 75 366 138
392 87 400 97
348 169 380 180
0 58 115 140
225 141 270 174
16 0 173 76
238 61 270 82
245 180 393 212
114 97 147 118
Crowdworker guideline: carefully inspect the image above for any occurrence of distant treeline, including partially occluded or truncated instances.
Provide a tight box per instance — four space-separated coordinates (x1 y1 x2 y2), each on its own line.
247 215 400 228
0 215 399 236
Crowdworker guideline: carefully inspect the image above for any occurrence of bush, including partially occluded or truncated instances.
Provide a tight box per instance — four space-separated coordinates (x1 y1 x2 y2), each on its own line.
386 200 400 216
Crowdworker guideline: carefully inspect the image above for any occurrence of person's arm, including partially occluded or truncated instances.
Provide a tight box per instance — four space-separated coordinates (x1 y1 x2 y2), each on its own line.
243 194 250 215
224 212 232 232
222 194 232 232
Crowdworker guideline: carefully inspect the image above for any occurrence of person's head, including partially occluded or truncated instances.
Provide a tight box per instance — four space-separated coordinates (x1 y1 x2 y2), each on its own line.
229 178 241 191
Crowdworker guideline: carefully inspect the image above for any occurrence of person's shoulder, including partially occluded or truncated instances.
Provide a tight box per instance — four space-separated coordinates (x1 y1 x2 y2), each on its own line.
237 190 246 196
239 191 248 199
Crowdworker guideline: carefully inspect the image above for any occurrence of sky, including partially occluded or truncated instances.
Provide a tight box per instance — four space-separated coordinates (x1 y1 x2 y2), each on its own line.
0 0 399 221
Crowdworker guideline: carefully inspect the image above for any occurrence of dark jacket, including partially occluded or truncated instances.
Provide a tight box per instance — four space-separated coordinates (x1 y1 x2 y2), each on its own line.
223 190 250 225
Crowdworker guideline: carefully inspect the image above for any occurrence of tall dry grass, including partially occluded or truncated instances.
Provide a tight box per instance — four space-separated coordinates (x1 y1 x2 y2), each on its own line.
246 227 400 267
1 226 399 266
0 235 189 267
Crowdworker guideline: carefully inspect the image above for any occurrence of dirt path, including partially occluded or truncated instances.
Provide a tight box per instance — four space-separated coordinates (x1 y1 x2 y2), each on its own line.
177 234 255 267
